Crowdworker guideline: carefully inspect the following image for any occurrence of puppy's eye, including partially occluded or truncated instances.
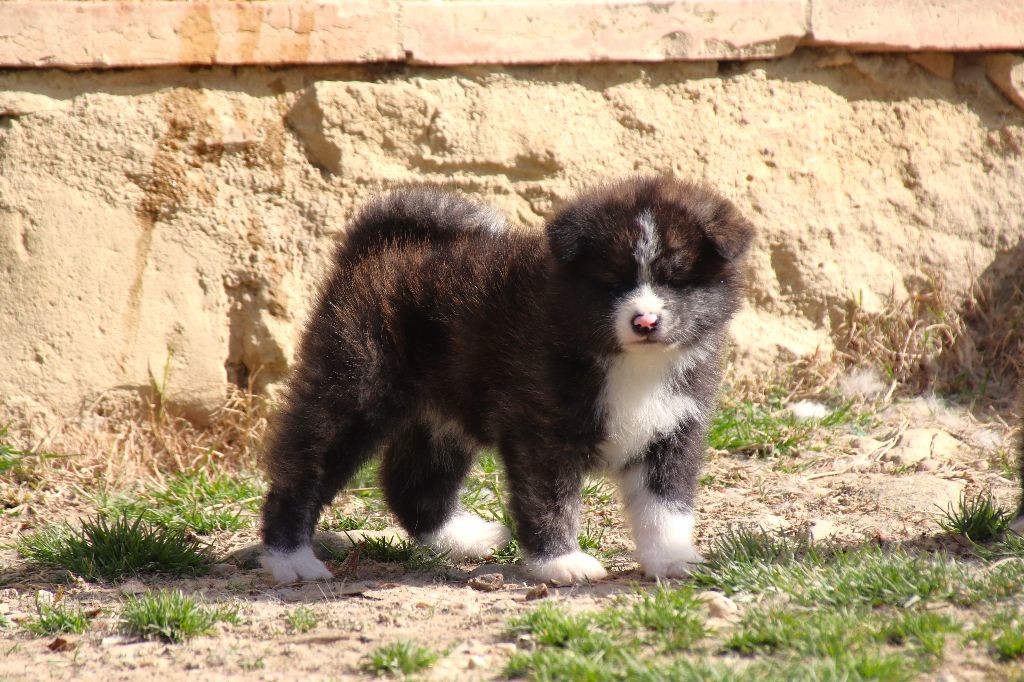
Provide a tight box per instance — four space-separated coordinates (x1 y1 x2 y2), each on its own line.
666 277 694 289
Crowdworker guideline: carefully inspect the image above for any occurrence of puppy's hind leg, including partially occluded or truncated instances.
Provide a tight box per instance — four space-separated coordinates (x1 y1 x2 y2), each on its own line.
261 401 382 584
381 423 511 560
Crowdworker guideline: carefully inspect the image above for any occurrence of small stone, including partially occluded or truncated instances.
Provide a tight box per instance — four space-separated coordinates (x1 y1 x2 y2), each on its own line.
809 520 839 542
468 573 504 592
467 655 487 669
47 637 75 653
118 580 146 595
494 643 518 655
698 591 738 618
524 583 549 601
816 49 854 69
916 459 940 472
35 590 55 605
971 459 990 471
851 437 884 455
844 455 875 472
986 53 1024 113
908 52 955 80
516 633 536 650
886 428 959 465
209 563 239 577
755 514 790 531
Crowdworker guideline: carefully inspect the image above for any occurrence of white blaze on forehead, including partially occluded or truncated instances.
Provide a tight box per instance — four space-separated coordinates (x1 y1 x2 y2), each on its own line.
634 210 660 283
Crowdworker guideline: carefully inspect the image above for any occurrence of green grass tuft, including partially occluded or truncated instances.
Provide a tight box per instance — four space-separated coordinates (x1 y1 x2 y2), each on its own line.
16 512 209 580
283 606 318 633
22 595 92 636
507 585 707 678
0 424 63 477
103 471 263 534
358 535 450 571
938 493 1012 543
969 607 1024 661
363 640 439 677
120 590 239 643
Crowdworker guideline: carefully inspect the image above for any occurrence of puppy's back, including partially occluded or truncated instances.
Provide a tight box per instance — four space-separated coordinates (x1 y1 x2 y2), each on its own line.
337 188 508 265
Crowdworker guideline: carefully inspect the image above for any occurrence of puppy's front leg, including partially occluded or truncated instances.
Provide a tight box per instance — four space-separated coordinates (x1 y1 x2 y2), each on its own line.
616 430 704 578
504 454 607 585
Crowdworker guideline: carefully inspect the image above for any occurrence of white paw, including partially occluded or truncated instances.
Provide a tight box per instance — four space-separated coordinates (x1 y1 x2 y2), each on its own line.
638 543 704 579
1010 515 1024 535
421 511 511 560
261 545 333 584
528 551 608 585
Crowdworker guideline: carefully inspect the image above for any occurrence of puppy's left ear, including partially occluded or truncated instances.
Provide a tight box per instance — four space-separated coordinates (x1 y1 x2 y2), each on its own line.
546 212 585 264
702 205 755 261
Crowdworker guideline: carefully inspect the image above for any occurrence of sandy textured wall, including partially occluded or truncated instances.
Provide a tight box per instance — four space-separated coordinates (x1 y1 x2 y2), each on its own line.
1 50 1023 423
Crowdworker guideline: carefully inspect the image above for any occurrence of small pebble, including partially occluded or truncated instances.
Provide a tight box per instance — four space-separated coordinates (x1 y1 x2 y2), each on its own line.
916 459 940 472
524 583 549 601
209 563 239 577
467 655 487 669
809 519 839 542
47 637 75 653
468 573 504 592
698 591 738 618
119 579 146 595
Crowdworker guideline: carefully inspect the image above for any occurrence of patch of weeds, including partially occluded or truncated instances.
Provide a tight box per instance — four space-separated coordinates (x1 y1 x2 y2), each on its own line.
16 512 209 580
970 530 1024 561
358 535 449 572
103 470 264 534
363 640 438 677
710 389 868 458
0 424 63 478
283 606 318 633
462 453 513 526
318 509 386 532
879 609 961 657
492 538 523 565
346 461 381 497
577 520 606 555
581 476 615 505
22 595 91 636
694 529 969 608
958 559 1024 605
938 493 1012 543
617 585 707 651
705 526 811 566
969 607 1024 661
120 590 239 643
506 584 707 679
725 605 956 678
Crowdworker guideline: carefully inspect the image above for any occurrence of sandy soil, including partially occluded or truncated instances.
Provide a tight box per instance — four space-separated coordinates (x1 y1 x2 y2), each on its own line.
0 393 1019 681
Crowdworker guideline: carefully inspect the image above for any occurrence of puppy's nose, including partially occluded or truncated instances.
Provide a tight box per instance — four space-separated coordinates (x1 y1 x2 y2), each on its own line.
631 312 659 336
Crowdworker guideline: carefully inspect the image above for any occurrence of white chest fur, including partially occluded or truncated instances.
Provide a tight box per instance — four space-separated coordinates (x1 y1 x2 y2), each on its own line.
597 349 703 471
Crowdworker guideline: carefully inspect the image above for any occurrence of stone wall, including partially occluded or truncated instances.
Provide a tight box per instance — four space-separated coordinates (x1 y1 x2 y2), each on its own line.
1 2 1023 423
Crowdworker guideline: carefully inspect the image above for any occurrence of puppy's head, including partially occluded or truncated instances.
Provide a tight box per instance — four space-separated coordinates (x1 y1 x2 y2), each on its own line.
547 176 754 355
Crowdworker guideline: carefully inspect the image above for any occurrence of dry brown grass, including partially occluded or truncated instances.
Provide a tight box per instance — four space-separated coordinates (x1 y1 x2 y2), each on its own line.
6 387 270 492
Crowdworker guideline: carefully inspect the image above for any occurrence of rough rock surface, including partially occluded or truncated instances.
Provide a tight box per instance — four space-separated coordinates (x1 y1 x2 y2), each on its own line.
1 51 1023 421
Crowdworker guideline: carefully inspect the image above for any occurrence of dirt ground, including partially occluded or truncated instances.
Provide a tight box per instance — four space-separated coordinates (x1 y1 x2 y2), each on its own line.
0 388 1020 681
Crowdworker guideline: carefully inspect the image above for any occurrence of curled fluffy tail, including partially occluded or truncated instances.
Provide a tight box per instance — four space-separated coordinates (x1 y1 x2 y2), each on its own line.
338 187 507 262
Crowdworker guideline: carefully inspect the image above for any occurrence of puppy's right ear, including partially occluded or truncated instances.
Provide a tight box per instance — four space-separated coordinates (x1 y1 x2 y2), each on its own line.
546 212 585 264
